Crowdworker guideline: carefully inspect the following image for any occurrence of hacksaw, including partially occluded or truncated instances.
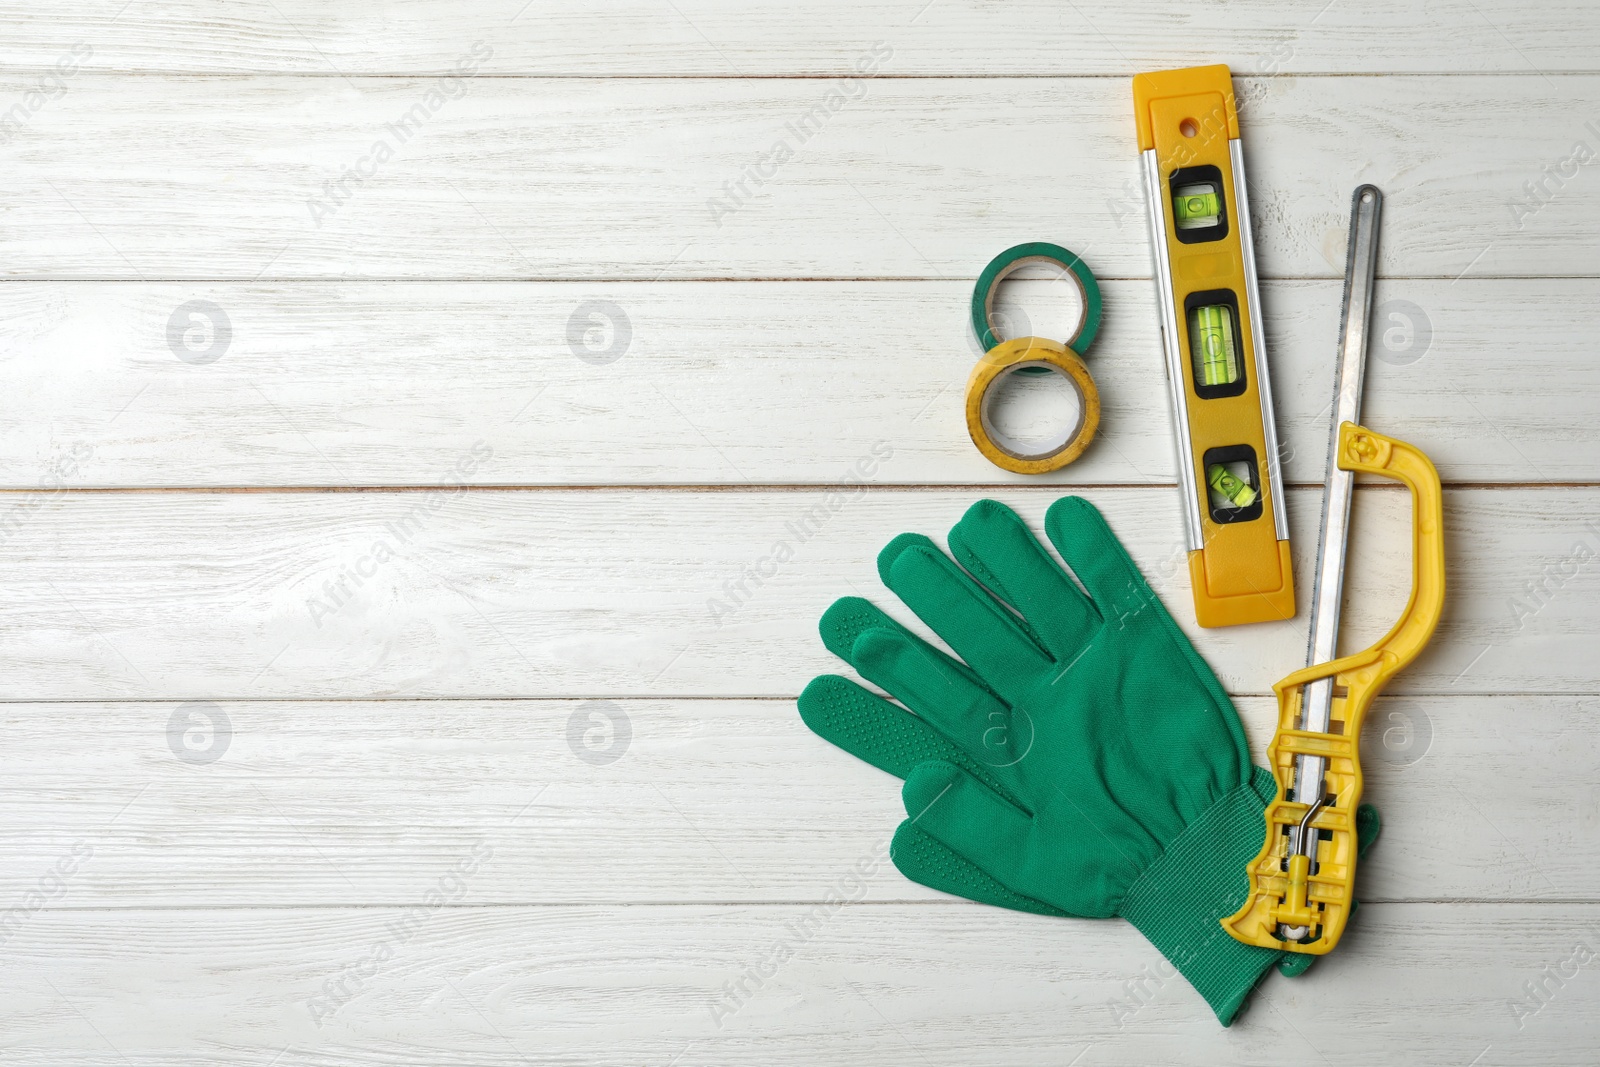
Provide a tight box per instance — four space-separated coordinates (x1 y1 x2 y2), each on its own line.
1222 185 1447 955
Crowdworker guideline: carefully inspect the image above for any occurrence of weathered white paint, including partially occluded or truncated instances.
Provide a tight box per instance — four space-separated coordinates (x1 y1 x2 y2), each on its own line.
1 76 1597 278
0 488 1591 699
0 696 1590 907
2 903 1594 1064
1 1 1593 76
0 278 1587 487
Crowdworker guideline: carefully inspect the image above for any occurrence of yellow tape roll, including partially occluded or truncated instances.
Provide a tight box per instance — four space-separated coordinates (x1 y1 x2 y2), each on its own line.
964 337 1101 474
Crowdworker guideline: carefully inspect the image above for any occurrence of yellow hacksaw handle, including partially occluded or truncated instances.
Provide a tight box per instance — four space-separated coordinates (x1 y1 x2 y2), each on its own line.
1222 422 1445 955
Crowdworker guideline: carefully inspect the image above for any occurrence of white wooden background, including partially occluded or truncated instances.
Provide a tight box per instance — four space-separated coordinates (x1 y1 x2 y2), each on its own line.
3 3 1599 1064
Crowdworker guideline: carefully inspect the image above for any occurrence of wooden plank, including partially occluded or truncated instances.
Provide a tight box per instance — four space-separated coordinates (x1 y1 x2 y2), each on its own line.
3 277 1592 488
0 695 1588 907
0 487 1591 700
6 75 1600 279
2 902 1593 1063
3 2 1593 76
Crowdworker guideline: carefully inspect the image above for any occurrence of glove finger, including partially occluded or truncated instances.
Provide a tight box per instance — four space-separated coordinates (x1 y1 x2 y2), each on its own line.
1356 802 1381 856
881 542 1053 700
798 674 965 780
948 499 1100 659
902 760 1117 917
853 627 1034 783
819 596 978 688
878 532 1050 653
798 675 1023 807
889 820 1070 917
876 532 940 588
1043 496 1154 618
1277 951 1314 977
820 596 1018 761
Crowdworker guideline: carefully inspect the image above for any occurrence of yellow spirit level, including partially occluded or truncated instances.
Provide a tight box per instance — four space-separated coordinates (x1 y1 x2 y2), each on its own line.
1133 65 1294 628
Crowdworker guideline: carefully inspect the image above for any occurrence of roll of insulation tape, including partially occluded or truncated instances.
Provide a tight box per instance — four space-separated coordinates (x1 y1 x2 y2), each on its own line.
966 243 1103 473
965 337 1101 474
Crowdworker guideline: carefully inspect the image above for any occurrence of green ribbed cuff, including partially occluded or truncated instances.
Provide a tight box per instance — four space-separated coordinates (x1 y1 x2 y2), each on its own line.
1116 767 1282 1026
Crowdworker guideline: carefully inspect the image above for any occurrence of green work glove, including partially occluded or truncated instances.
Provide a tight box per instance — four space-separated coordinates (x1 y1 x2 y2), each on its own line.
798 497 1373 1024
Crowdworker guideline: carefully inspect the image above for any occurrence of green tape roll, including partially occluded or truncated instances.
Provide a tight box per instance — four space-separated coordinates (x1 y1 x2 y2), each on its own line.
970 242 1103 355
